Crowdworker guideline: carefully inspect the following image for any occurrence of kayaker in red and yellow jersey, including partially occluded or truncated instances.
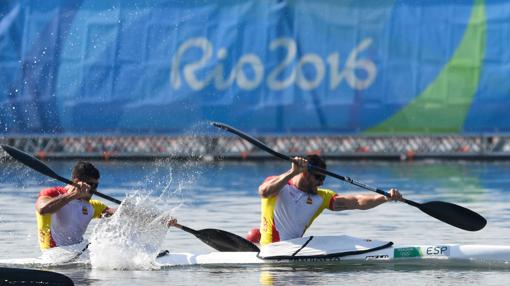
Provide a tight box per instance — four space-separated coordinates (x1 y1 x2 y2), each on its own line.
35 161 178 250
251 154 403 246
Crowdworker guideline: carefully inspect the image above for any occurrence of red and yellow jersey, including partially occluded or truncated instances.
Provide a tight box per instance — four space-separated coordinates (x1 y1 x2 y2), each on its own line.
259 178 336 246
36 187 107 250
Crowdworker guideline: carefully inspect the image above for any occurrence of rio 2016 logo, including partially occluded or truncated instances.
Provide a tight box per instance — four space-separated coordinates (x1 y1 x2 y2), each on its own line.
170 37 377 92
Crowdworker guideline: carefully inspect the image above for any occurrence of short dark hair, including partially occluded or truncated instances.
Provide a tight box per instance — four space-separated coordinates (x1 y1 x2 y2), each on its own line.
72 161 100 181
306 154 326 169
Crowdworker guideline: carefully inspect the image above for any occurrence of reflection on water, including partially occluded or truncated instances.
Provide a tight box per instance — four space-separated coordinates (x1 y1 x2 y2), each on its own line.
1 160 510 285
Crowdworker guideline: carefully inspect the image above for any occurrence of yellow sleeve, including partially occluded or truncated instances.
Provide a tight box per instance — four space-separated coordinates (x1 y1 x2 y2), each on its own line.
260 196 278 246
36 212 53 250
304 188 337 231
317 188 337 211
90 199 108 219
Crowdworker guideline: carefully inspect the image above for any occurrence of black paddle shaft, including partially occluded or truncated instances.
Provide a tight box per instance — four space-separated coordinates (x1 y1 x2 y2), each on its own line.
211 122 487 232
1 144 121 204
1 144 260 252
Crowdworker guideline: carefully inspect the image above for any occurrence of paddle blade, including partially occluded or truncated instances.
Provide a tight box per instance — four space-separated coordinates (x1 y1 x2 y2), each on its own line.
0 267 74 286
418 201 487 231
196 228 260 252
1 145 73 185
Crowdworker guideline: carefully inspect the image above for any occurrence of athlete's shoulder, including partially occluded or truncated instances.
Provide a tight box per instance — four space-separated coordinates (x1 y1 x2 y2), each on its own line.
38 186 67 198
89 199 109 218
316 188 337 210
89 199 107 209
317 188 336 197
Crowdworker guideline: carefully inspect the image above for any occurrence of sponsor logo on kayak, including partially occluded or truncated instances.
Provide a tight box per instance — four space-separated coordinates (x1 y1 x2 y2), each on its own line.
365 255 390 260
394 247 423 258
278 257 343 263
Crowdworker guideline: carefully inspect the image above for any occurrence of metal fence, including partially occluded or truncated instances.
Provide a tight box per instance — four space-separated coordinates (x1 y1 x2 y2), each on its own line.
2 135 510 161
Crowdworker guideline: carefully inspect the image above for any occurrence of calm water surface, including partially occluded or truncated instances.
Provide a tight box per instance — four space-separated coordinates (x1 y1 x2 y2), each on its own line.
1 159 510 285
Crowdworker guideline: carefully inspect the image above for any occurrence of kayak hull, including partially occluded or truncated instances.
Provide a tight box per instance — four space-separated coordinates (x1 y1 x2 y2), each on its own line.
2 236 510 268
156 244 510 266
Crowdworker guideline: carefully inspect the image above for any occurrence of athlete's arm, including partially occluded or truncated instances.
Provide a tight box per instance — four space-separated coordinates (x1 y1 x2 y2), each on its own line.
104 202 177 227
258 157 307 198
36 183 91 215
331 189 402 211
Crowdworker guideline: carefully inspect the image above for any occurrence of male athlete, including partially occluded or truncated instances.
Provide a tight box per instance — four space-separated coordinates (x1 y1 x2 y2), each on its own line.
252 155 403 245
35 161 176 250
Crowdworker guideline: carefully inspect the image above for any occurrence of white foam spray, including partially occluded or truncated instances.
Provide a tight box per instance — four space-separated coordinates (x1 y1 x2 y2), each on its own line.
88 122 211 270
89 195 176 270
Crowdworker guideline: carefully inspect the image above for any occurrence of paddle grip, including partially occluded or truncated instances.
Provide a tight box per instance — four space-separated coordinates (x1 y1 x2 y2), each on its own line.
55 174 122 205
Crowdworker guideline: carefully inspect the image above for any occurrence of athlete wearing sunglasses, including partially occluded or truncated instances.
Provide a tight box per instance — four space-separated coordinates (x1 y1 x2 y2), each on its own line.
248 154 402 246
35 161 177 251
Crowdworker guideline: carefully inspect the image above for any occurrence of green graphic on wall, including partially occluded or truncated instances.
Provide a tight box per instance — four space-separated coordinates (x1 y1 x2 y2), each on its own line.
366 0 486 134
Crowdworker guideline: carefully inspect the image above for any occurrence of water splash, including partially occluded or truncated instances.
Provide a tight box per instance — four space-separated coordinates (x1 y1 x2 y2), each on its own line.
88 122 213 269
89 195 176 270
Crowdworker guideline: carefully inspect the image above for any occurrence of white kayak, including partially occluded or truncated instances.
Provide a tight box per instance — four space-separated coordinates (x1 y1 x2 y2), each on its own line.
0 241 90 268
2 235 510 268
157 235 510 267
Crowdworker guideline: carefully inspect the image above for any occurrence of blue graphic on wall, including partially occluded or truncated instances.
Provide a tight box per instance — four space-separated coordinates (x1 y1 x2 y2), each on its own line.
0 0 507 135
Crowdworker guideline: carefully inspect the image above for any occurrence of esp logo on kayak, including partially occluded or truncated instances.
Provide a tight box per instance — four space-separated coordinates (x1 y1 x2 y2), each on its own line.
426 246 449 256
